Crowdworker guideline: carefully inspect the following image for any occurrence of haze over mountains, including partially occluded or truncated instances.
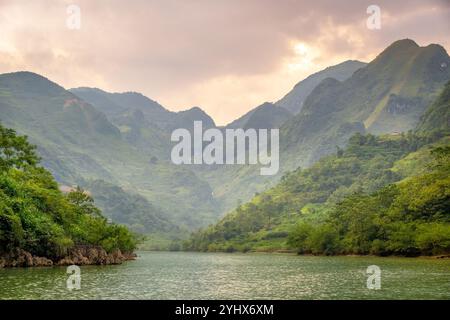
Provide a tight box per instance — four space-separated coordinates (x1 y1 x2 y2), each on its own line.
0 39 449 241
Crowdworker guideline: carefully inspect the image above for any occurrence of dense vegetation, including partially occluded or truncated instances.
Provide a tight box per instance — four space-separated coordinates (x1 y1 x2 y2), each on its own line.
0 40 448 245
0 124 136 259
184 63 450 256
184 132 450 255
286 145 450 256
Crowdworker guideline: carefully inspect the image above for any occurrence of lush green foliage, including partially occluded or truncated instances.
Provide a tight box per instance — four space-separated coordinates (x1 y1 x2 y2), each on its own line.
0 125 39 170
288 145 450 255
184 132 450 256
416 80 450 134
0 124 136 257
185 75 450 255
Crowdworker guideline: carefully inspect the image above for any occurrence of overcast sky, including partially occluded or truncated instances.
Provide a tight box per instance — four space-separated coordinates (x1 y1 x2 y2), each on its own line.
0 0 449 125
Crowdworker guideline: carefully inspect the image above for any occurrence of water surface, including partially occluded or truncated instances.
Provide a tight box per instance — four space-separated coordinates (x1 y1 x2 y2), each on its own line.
0 252 449 299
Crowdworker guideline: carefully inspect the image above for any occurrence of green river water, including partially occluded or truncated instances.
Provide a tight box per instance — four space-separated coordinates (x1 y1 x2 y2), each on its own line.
0 251 449 299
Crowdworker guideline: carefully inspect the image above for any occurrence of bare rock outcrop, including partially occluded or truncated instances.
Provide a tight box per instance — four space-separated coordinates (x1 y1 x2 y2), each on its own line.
0 246 136 268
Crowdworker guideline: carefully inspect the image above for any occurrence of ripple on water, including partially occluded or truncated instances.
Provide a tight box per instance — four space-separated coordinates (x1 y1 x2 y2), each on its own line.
0 252 449 299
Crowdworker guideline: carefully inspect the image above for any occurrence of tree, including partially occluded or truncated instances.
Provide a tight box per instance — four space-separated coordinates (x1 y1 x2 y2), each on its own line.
67 186 103 218
0 124 39 171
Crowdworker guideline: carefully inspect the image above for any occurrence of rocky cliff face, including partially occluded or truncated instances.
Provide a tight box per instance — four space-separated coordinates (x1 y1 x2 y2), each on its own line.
0 246 136 268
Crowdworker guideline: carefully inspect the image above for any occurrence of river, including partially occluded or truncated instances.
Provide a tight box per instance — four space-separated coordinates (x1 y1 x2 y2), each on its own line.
0 251 449 299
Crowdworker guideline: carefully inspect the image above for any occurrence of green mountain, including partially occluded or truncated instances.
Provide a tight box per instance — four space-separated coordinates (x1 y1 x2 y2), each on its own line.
226 102 292 130
184 78 450 255
281 39 450 169
276 60 366 114
70 88 215 131
185 134 450 255
0 72 220 232
70 88 216 160
416 80 450 134
1 39 448 244
189 40 450 217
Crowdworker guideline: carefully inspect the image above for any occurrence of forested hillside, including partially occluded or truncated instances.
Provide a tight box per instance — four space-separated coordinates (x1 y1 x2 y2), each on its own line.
184 82 450 255
0 124 136 266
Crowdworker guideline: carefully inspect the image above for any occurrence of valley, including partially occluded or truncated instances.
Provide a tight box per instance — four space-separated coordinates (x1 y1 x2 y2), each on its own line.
0 39 449 253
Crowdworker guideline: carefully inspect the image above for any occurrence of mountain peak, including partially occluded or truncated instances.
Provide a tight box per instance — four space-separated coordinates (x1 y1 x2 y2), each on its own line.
388 38 419 50
176 106 216 128
0 70 49 80
0 71 65 95
276 60 366 114
187 106 204 112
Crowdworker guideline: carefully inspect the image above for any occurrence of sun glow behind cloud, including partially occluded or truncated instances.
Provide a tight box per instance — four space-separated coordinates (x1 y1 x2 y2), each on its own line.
286 42 318 73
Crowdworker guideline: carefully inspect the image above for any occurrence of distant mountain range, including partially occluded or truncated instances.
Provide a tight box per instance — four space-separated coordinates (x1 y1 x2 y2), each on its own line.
0 72 219 235
1 39 449 239
185 80 450 254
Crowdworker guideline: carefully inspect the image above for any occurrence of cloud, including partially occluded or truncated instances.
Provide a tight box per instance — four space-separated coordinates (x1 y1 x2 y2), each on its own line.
0 0 449 124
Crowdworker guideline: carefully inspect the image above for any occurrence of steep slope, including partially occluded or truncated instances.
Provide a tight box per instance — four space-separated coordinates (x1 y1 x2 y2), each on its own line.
192 39 450 219
185 75 450 254
168 106 215 132
226 102 292 130
83 180 178 234
185 133 450 254
0 72 220 231
71 88 215 159
276 60 366 114
281 39 450 169
416 80 450 134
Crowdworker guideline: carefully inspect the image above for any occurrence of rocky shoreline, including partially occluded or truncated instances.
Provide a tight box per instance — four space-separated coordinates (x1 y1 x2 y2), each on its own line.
0 246 136 268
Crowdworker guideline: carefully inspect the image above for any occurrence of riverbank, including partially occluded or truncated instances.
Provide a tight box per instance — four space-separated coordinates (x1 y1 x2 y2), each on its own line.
177 248 450 259
0 246 136 268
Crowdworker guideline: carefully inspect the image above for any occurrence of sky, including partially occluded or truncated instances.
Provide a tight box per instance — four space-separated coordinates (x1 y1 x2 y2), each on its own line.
0 0 449 125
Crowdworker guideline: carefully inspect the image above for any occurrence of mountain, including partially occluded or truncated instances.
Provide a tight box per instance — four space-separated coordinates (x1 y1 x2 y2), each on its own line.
226 102 292 130
70 88 215 132
1 39 448 240
70 88 216 160
185 67 450 254
0 72 220 232
168 106 215 132
276 60 366 114
281 39 450 169
194 39 450 216
185 132 450 254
